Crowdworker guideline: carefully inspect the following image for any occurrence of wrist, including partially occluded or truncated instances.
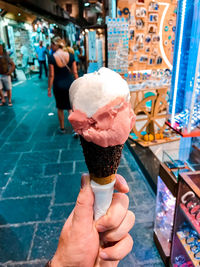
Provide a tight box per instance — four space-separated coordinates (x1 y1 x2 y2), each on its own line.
45 260 52 267
50 255 64 267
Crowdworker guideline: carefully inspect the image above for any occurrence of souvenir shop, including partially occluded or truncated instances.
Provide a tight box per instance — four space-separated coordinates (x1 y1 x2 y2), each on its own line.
0 3 78 76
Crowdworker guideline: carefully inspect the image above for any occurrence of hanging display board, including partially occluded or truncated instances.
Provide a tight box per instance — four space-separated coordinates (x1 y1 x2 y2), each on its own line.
88 30 96 61
107 17 129 73
117 0 177 72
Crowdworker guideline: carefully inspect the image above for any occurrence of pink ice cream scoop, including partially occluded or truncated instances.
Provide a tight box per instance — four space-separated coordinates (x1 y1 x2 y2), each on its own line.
69 68 135 144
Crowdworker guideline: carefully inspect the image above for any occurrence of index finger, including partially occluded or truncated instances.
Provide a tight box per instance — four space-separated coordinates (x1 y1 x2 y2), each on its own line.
114 174 129 193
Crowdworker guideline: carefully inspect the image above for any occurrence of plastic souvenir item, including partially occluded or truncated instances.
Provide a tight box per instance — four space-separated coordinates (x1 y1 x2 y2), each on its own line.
123 7 130 15
68 68 136 220
164 26 169 32
181 191 195 204
174 255 186 265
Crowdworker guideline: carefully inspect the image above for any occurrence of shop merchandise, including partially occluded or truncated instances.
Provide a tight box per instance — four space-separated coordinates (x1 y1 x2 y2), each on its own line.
117 0 176 74
149 1 159 11
137 0 145 4
135 7 147 17
126 68 171 90
170 172 200 266
107 17 129 73
68 67 135 219
169 102 200 131
149 14 158 22
136 19 145 29
154 177 176 242
88 31 96 61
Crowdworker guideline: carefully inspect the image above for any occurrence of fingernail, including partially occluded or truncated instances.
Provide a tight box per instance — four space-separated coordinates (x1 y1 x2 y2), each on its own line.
118 175 128 185
81 173 90 188
99 251 109 260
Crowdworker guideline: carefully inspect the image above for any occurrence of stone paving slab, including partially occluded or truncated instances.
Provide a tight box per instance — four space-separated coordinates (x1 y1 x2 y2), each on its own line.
0 77 164 266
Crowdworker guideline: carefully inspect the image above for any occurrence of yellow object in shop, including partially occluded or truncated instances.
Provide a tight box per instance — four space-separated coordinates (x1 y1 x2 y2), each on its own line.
148 134 154 141
155 133 160 140
143 134 149 141
160 133 164 139
143 134 154 142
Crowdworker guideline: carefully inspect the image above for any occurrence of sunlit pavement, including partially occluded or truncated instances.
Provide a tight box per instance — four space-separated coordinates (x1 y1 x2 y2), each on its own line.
0 75 164 266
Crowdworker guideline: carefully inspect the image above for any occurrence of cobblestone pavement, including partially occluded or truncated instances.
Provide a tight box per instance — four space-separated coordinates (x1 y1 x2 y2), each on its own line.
0 76 164 266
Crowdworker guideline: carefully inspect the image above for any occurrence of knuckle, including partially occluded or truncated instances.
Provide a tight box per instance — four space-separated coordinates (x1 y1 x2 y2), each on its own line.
105 215 118 229
127 234 134 252
127 210 135 227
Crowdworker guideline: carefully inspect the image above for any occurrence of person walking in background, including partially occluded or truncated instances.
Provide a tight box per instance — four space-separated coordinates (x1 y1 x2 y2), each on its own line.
20 44 29 70
0 42 15 106
46 44 52 57
73 45 80 71
48 36 78 134
78 46 86 74
64 38 74 55
35 40 48 79
46 44 52 64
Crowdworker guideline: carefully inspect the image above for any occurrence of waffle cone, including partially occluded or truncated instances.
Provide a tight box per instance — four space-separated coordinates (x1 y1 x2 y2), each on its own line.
80 136 124 185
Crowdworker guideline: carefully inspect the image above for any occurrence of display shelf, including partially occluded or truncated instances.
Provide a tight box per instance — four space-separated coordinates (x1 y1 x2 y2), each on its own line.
129 135 180 147
171 172 200 266
181 172 200 197
180 203 200 235
166 121 200 137
159 162 178 197
153 230 170 266
176 231 200 266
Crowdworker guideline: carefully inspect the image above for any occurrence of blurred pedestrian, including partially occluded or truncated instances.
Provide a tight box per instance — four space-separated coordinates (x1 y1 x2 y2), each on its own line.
48 36 78 134
20 44 29 69
79 46 86 73
46 44 52 57
35 40 48 79
73 45 80 71
64 38 74 55
0 42 15 106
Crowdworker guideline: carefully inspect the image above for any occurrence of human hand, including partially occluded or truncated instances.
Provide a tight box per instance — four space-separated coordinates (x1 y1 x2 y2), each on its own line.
5 72 11 76
51 174 134 267
95 175 135 267
48 89 52 97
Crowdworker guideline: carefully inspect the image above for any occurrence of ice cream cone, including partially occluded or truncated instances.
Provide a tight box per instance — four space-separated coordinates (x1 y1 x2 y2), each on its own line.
68 68 136 220
80 136 123 185
80 136 124 220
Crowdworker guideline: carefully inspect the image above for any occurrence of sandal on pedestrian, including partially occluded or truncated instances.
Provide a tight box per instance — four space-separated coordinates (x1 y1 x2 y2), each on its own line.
8 102 13 106
0 101 5 106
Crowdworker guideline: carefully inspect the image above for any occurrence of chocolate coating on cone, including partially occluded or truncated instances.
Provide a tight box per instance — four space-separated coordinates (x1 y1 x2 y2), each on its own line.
80 136 123 180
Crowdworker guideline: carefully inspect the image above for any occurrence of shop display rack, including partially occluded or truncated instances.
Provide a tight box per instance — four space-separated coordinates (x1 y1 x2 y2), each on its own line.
176 231 199 266
171 172 200 267
165 121 200 138
153 162 178 266
180 203 200 235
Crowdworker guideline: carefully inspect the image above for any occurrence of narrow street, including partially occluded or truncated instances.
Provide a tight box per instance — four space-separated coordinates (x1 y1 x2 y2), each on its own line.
0 76 163 266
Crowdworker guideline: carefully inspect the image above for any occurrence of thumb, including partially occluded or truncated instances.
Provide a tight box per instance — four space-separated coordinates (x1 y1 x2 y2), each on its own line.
72 174 94 227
